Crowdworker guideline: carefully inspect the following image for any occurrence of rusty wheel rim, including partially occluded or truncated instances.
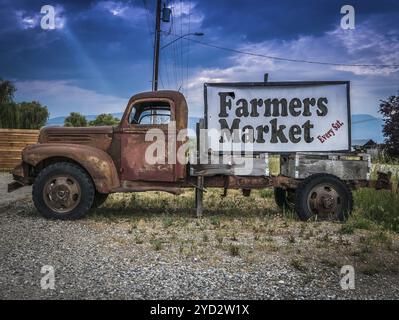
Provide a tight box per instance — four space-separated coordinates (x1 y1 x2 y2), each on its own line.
306 184 342 220
43 175 81 213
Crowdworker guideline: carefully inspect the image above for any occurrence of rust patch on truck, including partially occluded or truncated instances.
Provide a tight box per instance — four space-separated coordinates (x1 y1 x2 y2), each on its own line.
22 144 120 193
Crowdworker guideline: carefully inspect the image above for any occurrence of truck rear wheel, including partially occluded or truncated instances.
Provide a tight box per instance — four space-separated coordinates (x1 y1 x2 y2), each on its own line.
294 174 353 222
274 188 296 211
32 162 95 220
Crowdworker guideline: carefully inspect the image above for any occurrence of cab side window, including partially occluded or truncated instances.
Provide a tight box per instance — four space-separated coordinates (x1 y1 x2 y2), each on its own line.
129 101 171 125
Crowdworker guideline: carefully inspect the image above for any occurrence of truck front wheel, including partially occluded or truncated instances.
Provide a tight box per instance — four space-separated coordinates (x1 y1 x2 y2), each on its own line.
294 174 353 222
32 162 95 220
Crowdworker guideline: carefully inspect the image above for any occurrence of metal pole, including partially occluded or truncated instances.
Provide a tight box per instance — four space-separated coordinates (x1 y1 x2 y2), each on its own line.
152 0 161 92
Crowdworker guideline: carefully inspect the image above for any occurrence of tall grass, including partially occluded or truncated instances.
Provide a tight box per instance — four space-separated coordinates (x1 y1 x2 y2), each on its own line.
90 188 278 220
353 188 399 233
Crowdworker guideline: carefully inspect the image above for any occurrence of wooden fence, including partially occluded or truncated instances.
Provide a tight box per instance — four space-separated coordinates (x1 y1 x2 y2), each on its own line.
0 129 39 171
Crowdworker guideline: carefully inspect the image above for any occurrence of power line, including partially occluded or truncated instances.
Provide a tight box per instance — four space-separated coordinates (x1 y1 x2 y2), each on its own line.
181 37 399 68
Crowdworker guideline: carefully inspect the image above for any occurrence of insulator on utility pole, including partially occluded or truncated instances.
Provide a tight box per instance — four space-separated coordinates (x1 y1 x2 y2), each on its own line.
162 4 171 22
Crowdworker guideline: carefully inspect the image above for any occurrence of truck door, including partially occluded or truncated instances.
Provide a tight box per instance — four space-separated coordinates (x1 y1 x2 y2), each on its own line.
120 98 176 182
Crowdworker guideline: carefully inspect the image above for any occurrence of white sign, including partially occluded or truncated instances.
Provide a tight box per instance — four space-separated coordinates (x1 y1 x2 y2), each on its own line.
205 82 351 153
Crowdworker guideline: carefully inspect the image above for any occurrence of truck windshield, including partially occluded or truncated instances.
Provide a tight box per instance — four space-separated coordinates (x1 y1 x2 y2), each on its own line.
129 101 171 125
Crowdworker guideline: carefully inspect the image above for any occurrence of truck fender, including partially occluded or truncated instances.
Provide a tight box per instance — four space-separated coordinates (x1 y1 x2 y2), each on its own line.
22 144 120 193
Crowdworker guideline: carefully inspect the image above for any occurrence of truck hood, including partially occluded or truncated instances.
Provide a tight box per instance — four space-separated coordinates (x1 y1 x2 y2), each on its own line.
38 126 114 151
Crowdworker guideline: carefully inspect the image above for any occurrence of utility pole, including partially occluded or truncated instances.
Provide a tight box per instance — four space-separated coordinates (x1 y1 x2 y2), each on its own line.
152 0 161 92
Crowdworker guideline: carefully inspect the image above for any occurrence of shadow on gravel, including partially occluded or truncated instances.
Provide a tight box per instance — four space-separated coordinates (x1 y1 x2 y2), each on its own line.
1 188 286 222
87 189 282 221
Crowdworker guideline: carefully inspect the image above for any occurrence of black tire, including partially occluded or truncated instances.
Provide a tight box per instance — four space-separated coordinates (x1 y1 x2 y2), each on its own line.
274 187 296 211
92 192 109 209
294 173 353 222
32 162 95 220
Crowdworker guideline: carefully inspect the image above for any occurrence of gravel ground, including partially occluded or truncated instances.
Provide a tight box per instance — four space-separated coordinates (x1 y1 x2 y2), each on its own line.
0 173 398 300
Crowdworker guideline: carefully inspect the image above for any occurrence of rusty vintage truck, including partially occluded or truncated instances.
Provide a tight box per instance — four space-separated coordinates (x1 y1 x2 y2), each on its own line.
7 82 392 220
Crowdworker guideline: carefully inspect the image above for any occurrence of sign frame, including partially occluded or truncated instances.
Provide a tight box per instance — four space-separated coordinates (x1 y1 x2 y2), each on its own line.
203 81 351 154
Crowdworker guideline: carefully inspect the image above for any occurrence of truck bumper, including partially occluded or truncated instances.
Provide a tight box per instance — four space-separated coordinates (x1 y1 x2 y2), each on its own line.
7 163 30 193
8 181 25 192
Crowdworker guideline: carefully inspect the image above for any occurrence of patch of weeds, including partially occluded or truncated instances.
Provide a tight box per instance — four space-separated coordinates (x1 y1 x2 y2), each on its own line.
268 243 279 252
151 239 163 251
298 223 307 237
283 209 297 221
215 232 224 244
288 234 296 244
303 229 314 240
290 258 308 272
339 223 355 235
359 237 373 255
229 232 238 241
372 230 393 249
360 263 381 275
210 216 221 227
320 258 339 268
127 221 138 234
134 234 144 244
264 236 274 242
320 233 331 243
337 235 351 246
252 224 263 234
282 220 289 228
162 216 173 229
202 233 209 243
228 244 240 257
354 188 399 233
302 272 314 285
259 189 273 198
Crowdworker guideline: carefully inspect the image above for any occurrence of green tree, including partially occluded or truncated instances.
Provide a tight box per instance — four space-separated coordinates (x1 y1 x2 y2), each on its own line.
379 93 399 158
0 78 49 129
0 102 20 128
19 101 49 129
64 112 88 127
89 113 120 126
0 78 16 104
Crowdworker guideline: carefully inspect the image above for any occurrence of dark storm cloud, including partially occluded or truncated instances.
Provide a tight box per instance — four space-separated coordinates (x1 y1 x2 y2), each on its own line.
0 0 398 119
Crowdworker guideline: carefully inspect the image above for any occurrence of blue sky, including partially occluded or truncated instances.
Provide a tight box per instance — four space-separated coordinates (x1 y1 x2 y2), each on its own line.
1 0 398 119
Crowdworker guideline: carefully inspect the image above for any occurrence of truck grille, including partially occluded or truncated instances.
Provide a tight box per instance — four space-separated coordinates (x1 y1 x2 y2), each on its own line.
46 134 93 144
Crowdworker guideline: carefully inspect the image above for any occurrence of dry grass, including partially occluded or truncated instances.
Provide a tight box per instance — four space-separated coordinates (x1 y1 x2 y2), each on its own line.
86 186 399 274
84 162 399 274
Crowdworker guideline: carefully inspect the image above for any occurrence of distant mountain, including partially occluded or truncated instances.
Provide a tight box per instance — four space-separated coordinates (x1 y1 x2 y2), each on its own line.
351 114 384 143
47 113 201 135
47 113 384 142
46 112 124 126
